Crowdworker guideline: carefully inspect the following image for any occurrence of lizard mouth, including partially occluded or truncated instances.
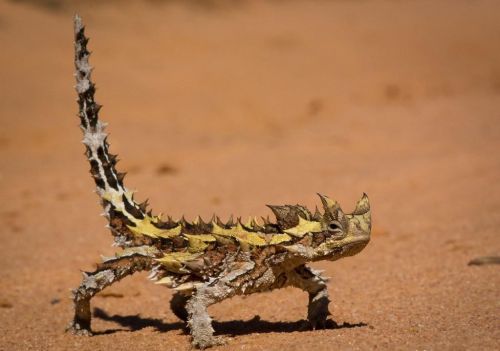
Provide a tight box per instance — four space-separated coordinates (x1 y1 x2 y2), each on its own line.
347 239 370 255
343 235 370 256
325 234 370 261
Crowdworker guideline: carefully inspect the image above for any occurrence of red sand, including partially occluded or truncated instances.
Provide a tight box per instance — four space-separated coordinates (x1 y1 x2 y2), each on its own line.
0 1 499 350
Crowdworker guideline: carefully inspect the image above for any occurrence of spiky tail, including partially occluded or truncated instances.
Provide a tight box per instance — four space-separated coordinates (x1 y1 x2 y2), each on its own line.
74 15 163 246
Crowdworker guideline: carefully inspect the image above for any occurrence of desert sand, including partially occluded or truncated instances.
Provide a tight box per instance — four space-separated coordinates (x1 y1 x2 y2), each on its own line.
0 0 499 350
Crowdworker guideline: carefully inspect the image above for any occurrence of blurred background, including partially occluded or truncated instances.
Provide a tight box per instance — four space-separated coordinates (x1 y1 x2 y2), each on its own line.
1 1 499 350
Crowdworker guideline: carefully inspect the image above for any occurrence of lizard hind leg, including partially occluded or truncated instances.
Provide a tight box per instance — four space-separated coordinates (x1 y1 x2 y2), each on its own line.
170 292 190 322
67 255 151 335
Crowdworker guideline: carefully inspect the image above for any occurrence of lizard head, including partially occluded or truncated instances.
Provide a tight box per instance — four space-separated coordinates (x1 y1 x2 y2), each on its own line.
313 193 371 261
279 193 371 262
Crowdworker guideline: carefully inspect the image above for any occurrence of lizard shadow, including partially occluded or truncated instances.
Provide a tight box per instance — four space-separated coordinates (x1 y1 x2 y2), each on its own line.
214 316 367 336
93 307 368 336
93 308 184 335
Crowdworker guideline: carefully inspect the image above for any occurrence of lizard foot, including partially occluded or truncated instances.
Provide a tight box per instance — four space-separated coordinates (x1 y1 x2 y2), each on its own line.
66 321 93 336
191 335 227 349
302 318 337 331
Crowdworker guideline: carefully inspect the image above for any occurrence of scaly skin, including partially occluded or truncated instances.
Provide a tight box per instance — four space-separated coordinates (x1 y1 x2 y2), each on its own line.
67 15 371 349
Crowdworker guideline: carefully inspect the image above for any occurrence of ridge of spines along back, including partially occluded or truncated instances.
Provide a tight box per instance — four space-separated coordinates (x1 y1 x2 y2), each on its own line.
74 15 153 242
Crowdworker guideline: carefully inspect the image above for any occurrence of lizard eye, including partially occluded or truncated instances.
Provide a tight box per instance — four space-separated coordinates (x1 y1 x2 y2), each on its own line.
327 221 345 240
328 222 342 232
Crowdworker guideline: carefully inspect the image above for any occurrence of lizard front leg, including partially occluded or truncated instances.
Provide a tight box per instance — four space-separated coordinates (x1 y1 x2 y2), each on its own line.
186 260 254 349
67 255 151 335
186 281 234 349
288 265 330 329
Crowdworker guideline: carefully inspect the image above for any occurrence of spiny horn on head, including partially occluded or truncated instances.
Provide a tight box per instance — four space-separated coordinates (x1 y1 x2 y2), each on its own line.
351 193 371 233
317 193 346 224
352 193 370 215
317 193 338 212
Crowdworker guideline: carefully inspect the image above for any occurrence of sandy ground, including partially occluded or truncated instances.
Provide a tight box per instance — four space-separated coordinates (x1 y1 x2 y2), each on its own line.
1 0 499 350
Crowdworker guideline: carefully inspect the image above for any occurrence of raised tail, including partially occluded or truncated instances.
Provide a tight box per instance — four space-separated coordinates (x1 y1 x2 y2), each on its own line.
74 15 175 246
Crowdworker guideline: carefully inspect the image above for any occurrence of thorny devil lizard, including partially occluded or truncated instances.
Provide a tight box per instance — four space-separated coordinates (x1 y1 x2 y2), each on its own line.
67 15 371 349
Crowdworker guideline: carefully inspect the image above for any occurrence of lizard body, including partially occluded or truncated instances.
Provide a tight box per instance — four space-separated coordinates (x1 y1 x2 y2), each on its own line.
68 15 371 349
